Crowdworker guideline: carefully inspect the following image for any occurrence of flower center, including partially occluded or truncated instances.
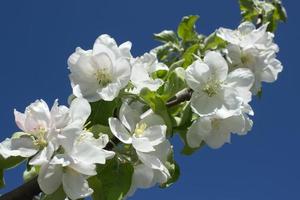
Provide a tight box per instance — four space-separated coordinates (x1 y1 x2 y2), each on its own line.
95 68 112 87
240 52 255 68
32 127 48 148
202 79 221 97
211 119 221 130
134 123 147 137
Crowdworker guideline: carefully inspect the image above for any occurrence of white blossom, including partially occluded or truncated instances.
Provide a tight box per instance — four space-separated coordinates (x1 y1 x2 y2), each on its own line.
129 52 168 94
217 22 283 93
185 51 254 119
38 132 114 200
187 104 253 149
68 34 132 102
0 98 91 166
126 141 172 198
108 101 169 175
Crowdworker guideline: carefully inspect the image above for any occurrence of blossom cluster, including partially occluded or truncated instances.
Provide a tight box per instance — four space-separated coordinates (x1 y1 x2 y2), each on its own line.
0 20 282 200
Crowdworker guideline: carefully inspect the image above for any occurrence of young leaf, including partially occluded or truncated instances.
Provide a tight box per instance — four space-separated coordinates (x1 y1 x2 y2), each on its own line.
97 159 134 200
88 176 105 200
182 44 200 68
87 98 121 128
154 30 179 44
161 67 186 101
177 15 199 42
140 88 173 135
203 32 226 52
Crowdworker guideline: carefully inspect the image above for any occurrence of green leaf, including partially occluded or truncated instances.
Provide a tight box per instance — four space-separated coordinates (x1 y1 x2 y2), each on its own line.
161 67 186 101
155 43 181 66
97 159 133 200
160 146 180 188
182 44 200 68
140 88 173 135
161 161 180 188
88 176 105 200
154 30 178 44
42 186 66 200
239 0 259 22
203 32 226 52
87 98 121 128
177 15 199 42
89 124 112 138
0 156 24 170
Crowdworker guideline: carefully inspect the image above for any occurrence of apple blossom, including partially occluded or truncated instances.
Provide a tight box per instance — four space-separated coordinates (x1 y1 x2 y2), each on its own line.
38 132 114 200
0 98 91 166
108 101 169 175
217 22 283 93
68 34 132 102
126 141 172 198
187 105 253 149
129 52 168 94
185 51 254 118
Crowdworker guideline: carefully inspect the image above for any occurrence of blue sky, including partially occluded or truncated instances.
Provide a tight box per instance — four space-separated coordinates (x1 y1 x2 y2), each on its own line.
0 0 299 199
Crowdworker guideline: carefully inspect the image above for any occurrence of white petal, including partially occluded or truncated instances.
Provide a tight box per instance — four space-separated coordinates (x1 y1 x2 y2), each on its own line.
215 87 242 119
98 81 122 101
119 102 140 132
132 136 155 153
139 113 165 127
29 143 55 165
113 58 131 87
217 27 240 45
185 60 210 91
69 161 96 176
190 91 222 117
119 41 132 58
187 118 211 148
130 63 150 83
69 98 91 127
237 22 256 35
132 164 154 189
38 163 62 195
226 68 254 103
0 137 38 159
142 125 166 146
204 129 231 149
226 44 242 67
73 142 111 165
62 170 93 200
14 110 26 131
108 118 132 144
204 51 228 82
136 151 165 171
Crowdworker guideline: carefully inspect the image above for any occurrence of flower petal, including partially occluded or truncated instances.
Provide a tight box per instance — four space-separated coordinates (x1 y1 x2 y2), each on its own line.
38 163 62 195
185 60 210 91
204 51 228 82
132 136 155 153
187 118 211 148
108 118 132 144
62 170 93 200
0 137 38 159
142 125 166 146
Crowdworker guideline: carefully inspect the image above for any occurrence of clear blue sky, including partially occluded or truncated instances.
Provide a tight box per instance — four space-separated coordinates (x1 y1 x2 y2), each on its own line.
0 0 298 199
